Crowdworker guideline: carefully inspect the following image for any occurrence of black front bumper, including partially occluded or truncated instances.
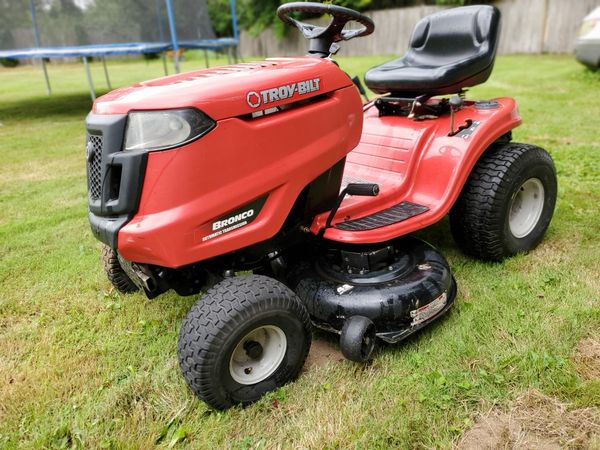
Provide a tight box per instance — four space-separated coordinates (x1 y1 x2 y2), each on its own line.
86 113 147 248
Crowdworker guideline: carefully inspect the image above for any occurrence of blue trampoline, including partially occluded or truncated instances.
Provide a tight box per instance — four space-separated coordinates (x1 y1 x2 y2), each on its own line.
0 43 172 59
0 0 239 100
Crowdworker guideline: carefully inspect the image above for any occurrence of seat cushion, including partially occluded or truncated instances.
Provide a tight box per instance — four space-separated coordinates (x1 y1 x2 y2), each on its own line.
365 5 500 96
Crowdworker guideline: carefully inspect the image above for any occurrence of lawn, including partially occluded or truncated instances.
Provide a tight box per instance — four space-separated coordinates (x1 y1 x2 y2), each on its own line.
0 53 599 449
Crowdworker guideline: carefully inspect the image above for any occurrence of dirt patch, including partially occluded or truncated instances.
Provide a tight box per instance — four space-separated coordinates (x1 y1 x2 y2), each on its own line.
574 337 600 380
458 390 600 449
303 337 344 370
458 412 560 449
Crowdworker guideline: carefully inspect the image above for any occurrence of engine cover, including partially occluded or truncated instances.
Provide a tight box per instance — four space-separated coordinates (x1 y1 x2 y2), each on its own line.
88 57 363 267
93 57 354 120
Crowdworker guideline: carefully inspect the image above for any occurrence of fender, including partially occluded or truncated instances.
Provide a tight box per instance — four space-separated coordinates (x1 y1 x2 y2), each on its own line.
312 97 521 243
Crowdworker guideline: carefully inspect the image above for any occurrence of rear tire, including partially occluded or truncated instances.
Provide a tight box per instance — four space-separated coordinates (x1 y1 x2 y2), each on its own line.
178 275 312 410
450 143 557 261
101 245 139 293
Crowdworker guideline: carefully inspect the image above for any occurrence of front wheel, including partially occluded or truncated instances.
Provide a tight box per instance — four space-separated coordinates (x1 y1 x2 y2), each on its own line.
101 245 139 293
178 275 312 410
450 143 557 261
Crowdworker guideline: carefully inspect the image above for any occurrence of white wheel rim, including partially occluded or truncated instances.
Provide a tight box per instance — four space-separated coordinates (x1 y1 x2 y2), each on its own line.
229 325 287 385
508 178 545 238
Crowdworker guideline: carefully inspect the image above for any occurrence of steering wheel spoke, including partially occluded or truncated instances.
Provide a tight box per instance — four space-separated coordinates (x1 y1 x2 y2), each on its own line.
294 20 321 39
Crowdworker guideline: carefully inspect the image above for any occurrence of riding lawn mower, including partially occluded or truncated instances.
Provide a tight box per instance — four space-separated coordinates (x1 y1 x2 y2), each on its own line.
86 3 557 409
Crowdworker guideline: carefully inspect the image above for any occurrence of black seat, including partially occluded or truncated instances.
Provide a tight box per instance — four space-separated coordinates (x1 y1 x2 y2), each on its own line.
365 5 500 96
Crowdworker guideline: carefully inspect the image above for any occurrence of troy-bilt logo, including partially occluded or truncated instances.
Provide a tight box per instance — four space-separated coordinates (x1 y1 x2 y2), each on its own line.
246 78 321 108
212 208 254 231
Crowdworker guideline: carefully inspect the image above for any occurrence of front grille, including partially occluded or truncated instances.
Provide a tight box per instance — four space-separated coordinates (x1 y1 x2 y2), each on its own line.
87 134 103 200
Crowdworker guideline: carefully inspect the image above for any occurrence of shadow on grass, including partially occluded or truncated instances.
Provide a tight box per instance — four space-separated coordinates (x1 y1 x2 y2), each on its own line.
413 216 454 248
0 91 108 121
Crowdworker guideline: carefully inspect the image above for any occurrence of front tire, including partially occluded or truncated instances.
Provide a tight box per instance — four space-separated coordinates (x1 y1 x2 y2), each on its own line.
178 275 312 410
450 143 557 261
101 245 139 293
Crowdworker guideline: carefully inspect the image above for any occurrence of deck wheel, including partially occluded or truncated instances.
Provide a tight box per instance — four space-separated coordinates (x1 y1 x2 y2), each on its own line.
340 315 376 362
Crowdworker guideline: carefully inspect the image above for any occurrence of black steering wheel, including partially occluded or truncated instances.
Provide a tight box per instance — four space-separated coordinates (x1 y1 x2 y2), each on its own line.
277 2 375 55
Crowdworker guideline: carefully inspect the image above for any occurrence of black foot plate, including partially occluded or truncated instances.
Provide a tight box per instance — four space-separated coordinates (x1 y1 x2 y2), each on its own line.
335 201 429 231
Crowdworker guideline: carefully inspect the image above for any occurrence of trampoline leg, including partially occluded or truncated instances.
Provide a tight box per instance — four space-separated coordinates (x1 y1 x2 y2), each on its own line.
83 57 96 101
162 53 169 76
165 0 180 73
204 49 210 68
102 57 112 90
40 58 52 96
227 46 232 64
173 52 180 74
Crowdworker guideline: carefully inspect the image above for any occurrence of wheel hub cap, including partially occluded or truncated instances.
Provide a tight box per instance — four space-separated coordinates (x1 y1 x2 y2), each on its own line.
229 325 287 385
243 340 263 360
509 178 545 238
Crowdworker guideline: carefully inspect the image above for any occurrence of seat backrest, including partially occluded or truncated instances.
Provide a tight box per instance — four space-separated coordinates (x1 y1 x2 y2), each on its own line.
364 5 501 95
407 5 500 66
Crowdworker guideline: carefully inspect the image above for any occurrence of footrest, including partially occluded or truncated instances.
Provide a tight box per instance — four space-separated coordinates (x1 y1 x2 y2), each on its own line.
335 201 429 231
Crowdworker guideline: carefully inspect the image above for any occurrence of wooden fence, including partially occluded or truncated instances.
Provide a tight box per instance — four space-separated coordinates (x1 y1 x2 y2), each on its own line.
238 0 599 57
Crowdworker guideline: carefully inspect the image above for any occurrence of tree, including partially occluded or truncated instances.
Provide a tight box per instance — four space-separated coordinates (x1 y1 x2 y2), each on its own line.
207 0 487 37
208 0 234 37
0 0 33 48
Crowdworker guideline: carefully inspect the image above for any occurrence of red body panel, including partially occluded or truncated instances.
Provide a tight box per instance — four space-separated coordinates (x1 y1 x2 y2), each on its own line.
90 57 521 268
117 86 363 267
310 97 521 242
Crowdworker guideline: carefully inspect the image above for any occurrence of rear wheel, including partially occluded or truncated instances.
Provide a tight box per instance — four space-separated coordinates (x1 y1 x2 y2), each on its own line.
101 245 139 293
178 275 312 410
450 143 557 261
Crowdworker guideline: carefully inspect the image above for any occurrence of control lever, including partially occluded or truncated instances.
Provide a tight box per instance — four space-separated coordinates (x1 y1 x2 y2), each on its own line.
322 183 380 234
329 42 341 55
345 183 379 196
448 95 463 136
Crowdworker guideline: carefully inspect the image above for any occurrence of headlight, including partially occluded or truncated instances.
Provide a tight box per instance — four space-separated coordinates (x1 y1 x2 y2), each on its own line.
124 108 215 151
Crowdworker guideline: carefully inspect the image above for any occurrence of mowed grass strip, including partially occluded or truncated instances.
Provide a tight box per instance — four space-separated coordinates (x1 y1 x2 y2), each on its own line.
0 54 599 449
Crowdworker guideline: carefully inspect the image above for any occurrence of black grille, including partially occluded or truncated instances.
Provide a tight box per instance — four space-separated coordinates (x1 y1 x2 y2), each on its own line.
335 201 429 231
87 134 103 200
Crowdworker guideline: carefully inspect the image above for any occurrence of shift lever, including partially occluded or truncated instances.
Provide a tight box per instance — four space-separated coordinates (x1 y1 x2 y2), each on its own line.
321 183 380 235
449 95 463 136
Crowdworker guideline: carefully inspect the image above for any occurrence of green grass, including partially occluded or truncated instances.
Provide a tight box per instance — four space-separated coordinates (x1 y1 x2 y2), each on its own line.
0 54 599 449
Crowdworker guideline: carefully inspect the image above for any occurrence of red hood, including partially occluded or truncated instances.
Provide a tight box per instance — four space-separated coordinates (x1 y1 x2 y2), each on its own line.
93 57 352 120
